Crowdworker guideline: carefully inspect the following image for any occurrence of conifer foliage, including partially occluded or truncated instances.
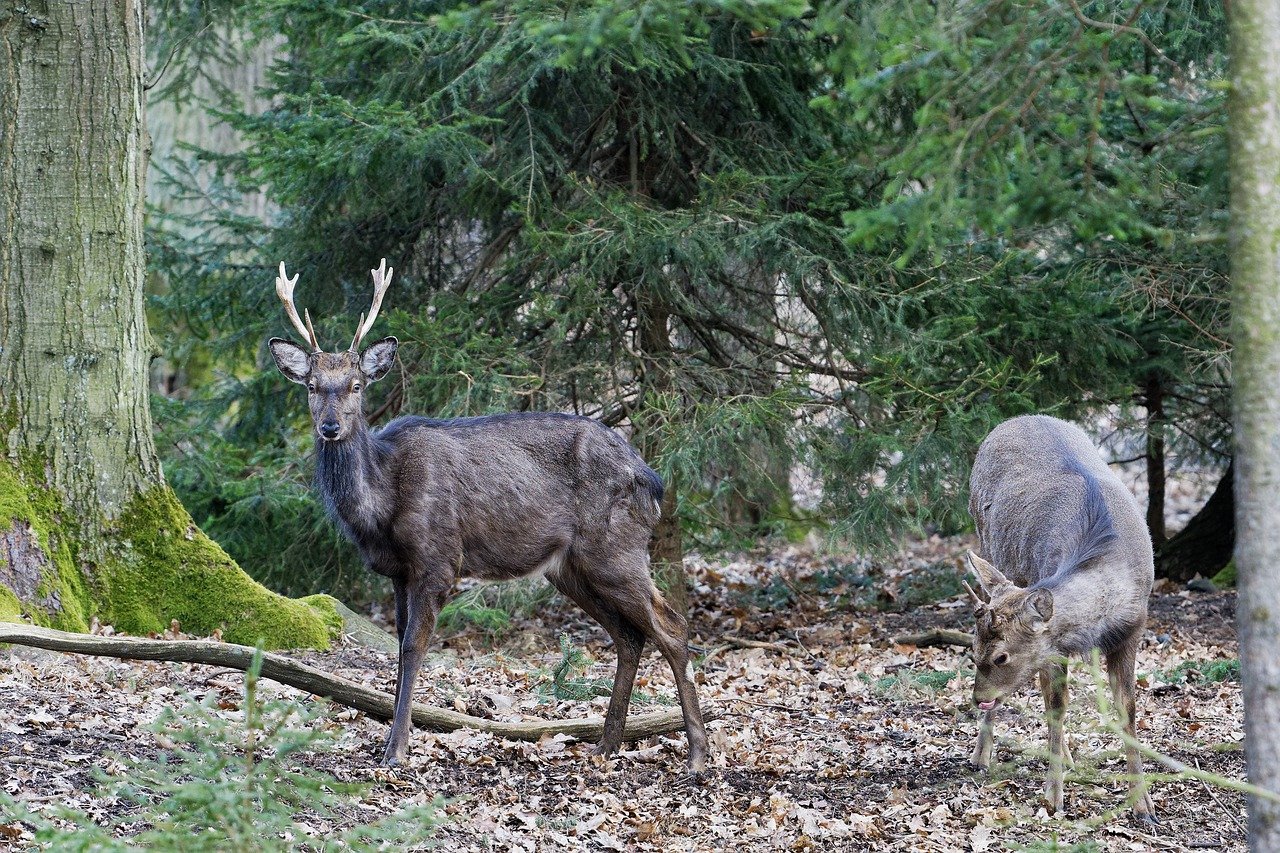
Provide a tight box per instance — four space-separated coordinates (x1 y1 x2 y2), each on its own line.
150 1 1230 597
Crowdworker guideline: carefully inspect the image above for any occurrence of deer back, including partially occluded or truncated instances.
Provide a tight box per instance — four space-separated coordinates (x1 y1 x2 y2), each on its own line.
969 415 1152 597
335 412 662 582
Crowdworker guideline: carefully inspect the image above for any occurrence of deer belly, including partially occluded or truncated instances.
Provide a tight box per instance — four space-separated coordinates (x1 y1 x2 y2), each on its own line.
459 540 568 582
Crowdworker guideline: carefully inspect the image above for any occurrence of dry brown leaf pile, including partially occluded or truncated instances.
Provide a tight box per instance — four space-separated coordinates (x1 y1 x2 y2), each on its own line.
0 536 1246 851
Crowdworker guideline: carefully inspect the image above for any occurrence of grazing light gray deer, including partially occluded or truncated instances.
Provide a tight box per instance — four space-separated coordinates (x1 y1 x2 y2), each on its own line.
965 414 1155 820
267 260 708 774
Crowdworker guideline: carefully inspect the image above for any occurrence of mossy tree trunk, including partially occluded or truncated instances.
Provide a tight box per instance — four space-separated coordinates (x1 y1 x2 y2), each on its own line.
0 0 334 648
1228 0 1280 845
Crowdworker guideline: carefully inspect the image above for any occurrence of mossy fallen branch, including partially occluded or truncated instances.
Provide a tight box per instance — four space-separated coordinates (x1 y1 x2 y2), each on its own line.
0 623 693 743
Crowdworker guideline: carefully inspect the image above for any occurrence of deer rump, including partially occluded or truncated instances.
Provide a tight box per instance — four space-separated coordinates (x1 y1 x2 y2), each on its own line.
318 411 664 584
968 415 1153 654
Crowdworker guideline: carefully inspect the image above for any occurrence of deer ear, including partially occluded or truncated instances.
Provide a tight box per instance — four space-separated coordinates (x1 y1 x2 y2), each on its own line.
966 551 1012 596
1024 588 1054 629
360 336 398 382
268 338 311 384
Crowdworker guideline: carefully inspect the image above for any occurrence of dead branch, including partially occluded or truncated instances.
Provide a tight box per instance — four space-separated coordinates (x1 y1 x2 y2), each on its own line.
0 623 690 743
893 629 974 648
700 635 794 667
723 636 792 653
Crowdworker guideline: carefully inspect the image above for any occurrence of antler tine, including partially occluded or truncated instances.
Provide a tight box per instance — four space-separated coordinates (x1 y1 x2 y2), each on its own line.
962 580 986 607
350 258 394 352
304 309 320 351
275 262 321 352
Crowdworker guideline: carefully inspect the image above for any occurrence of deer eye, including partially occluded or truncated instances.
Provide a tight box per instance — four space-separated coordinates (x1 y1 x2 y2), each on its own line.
351 382 362 392
306 382 316 393
992 652 1010 667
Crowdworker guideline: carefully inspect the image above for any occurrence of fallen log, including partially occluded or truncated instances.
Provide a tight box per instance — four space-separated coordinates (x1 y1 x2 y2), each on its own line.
0 623 690 743
892 628 974 648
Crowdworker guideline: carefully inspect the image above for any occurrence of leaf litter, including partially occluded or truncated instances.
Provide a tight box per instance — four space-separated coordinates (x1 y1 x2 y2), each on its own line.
0 535 1246 851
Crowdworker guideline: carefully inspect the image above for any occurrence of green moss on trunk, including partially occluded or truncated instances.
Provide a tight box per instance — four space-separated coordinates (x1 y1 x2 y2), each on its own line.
0 457 90 632
0 458 337 649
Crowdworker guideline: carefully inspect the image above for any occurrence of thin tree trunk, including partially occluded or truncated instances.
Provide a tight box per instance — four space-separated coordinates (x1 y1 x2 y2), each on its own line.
1155 463 1234 583
0 0 331 648
636 299 688 617
1145 371 1167 547
1228 0 1280 845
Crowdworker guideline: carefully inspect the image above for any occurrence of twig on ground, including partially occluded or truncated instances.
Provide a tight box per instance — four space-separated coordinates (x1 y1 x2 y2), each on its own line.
700 636 794 667
1195 756 1248 836
893 629 974 648
724 636 792 653
785 630 826 667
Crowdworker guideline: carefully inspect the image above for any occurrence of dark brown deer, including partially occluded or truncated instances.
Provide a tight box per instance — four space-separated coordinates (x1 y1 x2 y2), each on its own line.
267 260 708 774
965 414 1155 820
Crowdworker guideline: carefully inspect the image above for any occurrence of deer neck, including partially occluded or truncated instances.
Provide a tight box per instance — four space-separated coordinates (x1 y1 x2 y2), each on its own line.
315 420 392 534
1038 570 1138 657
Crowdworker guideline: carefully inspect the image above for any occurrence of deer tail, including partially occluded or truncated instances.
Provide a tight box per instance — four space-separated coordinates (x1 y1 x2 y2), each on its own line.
633 464 664 527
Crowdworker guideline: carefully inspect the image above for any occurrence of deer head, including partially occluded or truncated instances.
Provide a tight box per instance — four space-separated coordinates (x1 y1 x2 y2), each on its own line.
965 551 1055 710
268 260 399 442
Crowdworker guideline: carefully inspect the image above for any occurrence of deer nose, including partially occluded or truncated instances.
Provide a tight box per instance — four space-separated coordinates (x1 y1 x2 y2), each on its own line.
319 420 341 440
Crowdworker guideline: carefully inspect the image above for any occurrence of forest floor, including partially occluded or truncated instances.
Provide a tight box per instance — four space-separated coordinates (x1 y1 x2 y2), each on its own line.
0 536 1244 852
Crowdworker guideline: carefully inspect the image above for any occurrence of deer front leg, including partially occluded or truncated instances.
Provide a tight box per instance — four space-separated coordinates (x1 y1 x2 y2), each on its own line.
382 577 409 754
383 579 447 766
972 707 995 770
1107 636 1157 822
390 577 408 694
1039 661 1070 814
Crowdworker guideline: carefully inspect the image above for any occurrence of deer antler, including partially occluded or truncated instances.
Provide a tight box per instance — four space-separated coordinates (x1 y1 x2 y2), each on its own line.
275 262 321 352
350 258 394 352
962 579 988 607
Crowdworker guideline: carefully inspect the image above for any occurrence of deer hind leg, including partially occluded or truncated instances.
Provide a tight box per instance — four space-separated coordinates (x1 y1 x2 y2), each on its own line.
632 582 708 776
1107 632 1157 822
547 572 645 758
383 579 447 767
1039 661 1070 814
569 556 708 776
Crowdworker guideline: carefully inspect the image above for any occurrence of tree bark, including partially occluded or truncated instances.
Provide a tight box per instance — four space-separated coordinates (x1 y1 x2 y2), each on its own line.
0 0 331 647
636 299 689 617
1228 0 1280 844
0 0 158 516
1145 371 1168 547
1155 463 1234 583
0 623 692 742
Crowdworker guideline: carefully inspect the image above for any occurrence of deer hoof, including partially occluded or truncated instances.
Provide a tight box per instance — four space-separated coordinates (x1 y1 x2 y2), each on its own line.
1132 792 1158 824
1043 781 1064 815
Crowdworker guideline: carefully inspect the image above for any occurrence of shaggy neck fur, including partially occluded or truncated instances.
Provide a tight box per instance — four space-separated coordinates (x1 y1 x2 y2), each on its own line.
315 420 392 536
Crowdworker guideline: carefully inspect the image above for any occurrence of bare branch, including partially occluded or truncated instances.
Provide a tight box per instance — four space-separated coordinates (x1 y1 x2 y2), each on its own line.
0 623 693 744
